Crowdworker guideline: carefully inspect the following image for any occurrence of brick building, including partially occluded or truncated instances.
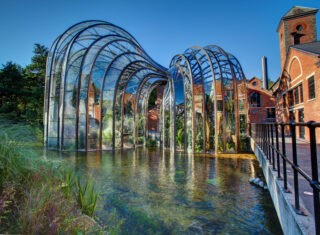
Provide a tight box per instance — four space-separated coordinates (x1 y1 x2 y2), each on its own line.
273 6 320 141
248 77 276 123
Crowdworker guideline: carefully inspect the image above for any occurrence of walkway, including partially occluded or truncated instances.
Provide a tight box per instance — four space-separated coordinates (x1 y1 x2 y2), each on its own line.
269 136 320 217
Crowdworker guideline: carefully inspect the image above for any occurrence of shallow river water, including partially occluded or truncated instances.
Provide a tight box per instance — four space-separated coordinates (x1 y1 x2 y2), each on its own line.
49 147 283 234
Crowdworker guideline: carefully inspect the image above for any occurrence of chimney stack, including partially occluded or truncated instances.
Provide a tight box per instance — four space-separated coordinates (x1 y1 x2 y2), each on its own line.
262 56 268 89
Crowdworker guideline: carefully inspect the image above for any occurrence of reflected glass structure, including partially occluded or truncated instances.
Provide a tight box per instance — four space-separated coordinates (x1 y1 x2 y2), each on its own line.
44 21 248 153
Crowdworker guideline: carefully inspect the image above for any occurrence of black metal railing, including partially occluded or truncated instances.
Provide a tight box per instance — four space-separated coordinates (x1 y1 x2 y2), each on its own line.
250 121 320 235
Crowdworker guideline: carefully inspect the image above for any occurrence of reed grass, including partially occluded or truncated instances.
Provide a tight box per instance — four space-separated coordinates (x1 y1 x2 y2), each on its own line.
76 176 99 217
0 114 103 233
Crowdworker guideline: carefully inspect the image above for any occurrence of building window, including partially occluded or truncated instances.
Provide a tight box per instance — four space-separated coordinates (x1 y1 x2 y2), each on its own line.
308 76 315 99
283 94 286 108
267 108 275 119
292 32 303 45
250 92 261 107
239 99 244 111
217 100 223 111
296 25 303 31
294 87 299 105
252 82 256 86
299 84 303 103
289 110 295 122
288 90 293 106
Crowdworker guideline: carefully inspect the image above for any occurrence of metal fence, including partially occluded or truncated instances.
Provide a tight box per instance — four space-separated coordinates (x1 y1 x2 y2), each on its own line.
250 121 320 235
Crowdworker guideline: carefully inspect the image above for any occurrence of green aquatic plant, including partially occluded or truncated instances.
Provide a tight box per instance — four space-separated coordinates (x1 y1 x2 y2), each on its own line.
61 167 77 197
76 176 99 217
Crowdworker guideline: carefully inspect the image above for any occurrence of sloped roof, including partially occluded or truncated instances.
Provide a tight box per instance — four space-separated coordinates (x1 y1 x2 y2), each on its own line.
283 6 318 18
248 76 261 82
291 41 320 55
277 6 318 32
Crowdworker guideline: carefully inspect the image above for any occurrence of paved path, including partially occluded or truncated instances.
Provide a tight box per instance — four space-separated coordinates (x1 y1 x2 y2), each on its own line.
265 136 320 218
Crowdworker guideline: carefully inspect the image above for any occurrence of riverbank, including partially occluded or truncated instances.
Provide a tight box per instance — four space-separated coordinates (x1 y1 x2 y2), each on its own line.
0 115 112 233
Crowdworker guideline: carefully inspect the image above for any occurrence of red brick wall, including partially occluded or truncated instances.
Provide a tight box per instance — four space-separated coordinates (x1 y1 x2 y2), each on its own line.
278 14 317 70
275 48 320 142
248 77 276 123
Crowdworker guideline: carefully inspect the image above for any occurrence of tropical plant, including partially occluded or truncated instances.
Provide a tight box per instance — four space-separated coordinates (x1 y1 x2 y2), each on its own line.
176 128 184 149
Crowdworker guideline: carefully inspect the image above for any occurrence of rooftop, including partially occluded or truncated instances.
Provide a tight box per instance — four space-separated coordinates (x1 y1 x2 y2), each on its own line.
291 41 320 55
277 6 318 32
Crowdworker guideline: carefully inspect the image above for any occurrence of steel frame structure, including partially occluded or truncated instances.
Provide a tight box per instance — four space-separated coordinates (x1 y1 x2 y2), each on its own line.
162 46 248 153
44 20 248 153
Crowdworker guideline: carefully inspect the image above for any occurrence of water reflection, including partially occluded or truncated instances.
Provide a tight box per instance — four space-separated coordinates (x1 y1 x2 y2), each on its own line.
53 148 282 234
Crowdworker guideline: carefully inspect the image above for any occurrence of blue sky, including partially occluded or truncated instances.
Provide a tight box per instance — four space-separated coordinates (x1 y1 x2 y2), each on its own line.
1 0 319 81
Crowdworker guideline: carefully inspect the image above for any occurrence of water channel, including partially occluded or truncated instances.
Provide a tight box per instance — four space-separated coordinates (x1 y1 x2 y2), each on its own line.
48 147 283 234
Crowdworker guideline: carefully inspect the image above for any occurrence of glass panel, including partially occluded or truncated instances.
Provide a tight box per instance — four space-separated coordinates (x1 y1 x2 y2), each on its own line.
308 76 315 99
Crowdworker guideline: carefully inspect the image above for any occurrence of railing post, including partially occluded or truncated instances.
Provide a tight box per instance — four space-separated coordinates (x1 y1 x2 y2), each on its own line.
307 121 320 235
269 124 272 163
275 124 281 178
271 123 275 170
262 125 265 151
265 124 268 155
259 124 262 148
257 124 260 146
265 124 268 159
261 124 264 151
260 124 262 148
281 122 288 191
266 124 271 163
290 121 300 212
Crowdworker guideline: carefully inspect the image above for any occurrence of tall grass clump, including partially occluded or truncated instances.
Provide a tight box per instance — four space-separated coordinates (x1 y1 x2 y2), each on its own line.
76 176 99 217
0 115 104 233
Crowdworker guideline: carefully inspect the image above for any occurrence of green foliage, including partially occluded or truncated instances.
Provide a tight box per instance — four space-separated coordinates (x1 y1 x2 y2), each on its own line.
195 131 203 152
0 62 25 115
176 114 184 149
76 176 99 217
0 116 102 233
176 128 184 149
148 88 157 109
0 44 48 125
61 167 77 197
146 138 157 147
226 141 235 151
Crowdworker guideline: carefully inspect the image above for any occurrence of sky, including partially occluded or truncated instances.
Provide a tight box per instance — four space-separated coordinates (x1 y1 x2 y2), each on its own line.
0 0 319 81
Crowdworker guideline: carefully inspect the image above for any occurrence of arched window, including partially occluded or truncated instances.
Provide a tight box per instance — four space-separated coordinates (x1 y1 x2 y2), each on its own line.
250 92 261 107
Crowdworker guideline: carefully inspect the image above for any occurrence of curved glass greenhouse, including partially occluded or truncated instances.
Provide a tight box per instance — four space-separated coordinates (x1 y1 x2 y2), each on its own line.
44 20 248 153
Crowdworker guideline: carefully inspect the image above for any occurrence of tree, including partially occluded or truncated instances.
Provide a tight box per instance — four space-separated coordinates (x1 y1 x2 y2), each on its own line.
23 44 48 123
0 61 25 114
0 43 48 124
